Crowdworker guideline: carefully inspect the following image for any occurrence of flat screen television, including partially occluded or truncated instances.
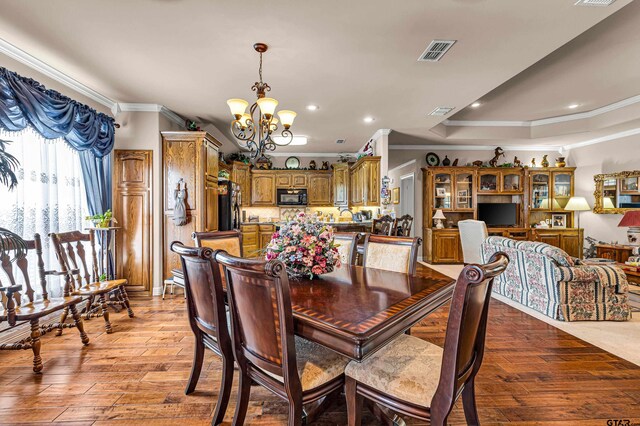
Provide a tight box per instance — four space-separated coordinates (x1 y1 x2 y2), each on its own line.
477 203 518 227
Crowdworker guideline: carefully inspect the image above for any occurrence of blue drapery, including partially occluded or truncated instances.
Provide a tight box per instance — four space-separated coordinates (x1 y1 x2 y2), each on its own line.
0 67 115 158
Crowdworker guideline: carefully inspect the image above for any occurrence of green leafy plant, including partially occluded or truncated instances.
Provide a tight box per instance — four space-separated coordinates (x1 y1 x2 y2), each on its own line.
99 273 107 282
0 139 19 191
86 209 116 228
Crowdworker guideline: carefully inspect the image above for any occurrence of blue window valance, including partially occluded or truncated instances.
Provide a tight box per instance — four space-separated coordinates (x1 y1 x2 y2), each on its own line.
0 67 115 158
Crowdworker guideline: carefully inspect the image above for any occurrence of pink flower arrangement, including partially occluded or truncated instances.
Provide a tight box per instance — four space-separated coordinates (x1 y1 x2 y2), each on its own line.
265 212 341 278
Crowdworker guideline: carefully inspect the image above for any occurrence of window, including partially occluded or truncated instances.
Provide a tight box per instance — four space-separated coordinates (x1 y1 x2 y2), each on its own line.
0 128 88 297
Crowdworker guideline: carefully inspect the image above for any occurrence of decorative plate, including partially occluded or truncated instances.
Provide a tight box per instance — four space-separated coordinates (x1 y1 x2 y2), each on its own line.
426 152 440 167
285 156 300 169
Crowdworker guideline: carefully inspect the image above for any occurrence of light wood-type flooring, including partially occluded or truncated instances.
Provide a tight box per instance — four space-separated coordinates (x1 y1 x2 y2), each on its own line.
1 292 639 425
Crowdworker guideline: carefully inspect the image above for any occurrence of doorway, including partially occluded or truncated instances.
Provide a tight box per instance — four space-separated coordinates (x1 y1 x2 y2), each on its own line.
399 174 415 236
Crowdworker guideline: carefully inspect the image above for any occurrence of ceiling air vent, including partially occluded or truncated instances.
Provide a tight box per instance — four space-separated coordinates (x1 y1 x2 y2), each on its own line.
575 0 616 6
429 107 455 116
418 40 456 62
336 139 346 144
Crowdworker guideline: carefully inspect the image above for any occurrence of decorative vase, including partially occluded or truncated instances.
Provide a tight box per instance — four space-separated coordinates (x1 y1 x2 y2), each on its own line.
541 155 549 168
442 155 451 166
555 157 566 168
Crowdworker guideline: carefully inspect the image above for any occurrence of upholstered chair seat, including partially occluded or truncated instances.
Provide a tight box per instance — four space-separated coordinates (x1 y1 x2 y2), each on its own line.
362 235 422 275
263 337 349 391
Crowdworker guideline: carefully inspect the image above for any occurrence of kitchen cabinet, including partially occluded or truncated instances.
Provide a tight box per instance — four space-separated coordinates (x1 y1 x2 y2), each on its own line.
276 172 307 188
349 156 380 207
308 173 332 206
241 223 275 258
231 161 251 206
332 162 350 207
251 171 277 206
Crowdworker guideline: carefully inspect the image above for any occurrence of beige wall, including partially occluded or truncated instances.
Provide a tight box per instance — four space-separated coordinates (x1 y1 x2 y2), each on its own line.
566 136 639 244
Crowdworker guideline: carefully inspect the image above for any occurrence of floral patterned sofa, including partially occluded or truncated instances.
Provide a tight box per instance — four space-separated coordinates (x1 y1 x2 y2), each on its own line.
481 236 630 321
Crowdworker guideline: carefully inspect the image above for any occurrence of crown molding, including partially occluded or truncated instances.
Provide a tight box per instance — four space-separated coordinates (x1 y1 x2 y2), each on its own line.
563 127 640 151
389 144 562 152
444 94 640 128
0 37 116 109
267 152 356 157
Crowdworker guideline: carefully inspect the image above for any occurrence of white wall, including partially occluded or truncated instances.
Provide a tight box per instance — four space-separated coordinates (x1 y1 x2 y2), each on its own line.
566 136 640 243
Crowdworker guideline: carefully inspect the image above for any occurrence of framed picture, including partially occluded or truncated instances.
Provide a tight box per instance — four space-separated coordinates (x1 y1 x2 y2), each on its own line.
457 189 468 205
392 187 400 204
551 214 566 229
436 187 446 197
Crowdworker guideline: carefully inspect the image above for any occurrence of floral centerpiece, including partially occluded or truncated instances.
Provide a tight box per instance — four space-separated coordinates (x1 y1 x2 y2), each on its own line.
265 213 341 278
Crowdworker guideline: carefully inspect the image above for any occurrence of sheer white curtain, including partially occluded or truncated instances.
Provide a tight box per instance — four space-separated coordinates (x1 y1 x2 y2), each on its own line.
0 128 88 297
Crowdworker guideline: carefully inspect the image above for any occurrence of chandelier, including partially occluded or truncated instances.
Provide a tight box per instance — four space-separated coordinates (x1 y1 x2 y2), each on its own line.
227 43 297 161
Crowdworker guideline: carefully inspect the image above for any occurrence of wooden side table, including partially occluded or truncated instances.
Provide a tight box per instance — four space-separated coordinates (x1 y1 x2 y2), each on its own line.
595 244 637 264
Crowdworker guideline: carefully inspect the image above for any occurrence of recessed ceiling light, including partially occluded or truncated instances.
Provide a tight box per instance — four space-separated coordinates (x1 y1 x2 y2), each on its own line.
306 104 319 111
363 116 375 123
471 102 481 108
273 136 307 146
568 104 580 109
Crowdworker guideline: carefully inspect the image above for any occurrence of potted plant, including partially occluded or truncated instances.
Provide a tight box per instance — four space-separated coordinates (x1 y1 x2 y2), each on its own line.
86 209 117 228
0 138 26 261
265 213 341 279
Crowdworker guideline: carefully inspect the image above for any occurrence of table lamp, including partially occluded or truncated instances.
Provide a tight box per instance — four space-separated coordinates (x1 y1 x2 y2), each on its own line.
618 210 640 246
433 209 446 229
564 196 591 229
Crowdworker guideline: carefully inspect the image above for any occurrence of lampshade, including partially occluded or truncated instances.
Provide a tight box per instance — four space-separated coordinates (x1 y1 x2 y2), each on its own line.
433 209 446 220
603 197 615 209
256 97 278 118
278 110 297 129
227 98 248 119
618 211 640 227
268 117 279 131
540 198 561 210
564 196 591 211
238 113 252 129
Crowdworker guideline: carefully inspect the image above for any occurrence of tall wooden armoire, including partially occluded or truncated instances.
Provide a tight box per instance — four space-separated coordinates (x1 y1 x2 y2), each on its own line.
162 131 221 279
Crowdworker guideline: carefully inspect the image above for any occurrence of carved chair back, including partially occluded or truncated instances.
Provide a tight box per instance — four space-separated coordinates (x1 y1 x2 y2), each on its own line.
371 215 396 236
213 251 302 395
395 214 414 237
0 234 48 312
193 230 243 257
333 232 360 266
362 234 421 275
170 242 230 348
431 252 509 415
49 230 99 295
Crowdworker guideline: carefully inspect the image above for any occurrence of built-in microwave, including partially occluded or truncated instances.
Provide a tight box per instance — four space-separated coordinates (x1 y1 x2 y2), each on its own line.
277 188 308 206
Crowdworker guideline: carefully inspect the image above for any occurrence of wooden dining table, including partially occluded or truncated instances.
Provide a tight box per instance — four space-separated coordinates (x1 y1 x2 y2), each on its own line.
172 262 455 361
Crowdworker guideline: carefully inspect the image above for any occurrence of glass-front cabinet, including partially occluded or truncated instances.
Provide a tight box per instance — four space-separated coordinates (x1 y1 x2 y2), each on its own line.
552 171 573 210
530 172 550 210
454 171 474 210
433 172 452 210
478 171 499 193
502 172 522 193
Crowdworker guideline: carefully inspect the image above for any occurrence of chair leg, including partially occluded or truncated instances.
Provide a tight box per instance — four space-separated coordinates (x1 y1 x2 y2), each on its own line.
69 304 90 346
211 352 234 425
99 294 113 334
288 399 304 426
119 285 135 318
232 371 252 426
462 379 480 426
84 295 95 319
345 376 363 426
185 337 205 395
162 280 168 300
55 307 69 336
30 319 43 373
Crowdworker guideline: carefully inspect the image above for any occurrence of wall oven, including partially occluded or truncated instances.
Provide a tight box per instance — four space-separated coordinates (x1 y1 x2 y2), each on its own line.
277 188 308 206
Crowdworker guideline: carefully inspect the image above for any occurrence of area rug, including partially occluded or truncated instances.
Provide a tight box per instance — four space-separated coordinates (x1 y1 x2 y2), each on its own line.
421 261 640 367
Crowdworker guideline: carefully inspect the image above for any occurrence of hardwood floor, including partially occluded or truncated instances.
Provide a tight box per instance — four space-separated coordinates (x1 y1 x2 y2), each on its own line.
1 293 639 425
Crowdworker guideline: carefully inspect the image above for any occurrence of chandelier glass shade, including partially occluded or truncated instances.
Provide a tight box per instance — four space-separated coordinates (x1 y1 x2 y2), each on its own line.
227 43 297 159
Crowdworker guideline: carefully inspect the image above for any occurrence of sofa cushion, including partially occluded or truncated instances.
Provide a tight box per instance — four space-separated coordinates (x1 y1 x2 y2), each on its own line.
515 240 574 267
483 236 520 249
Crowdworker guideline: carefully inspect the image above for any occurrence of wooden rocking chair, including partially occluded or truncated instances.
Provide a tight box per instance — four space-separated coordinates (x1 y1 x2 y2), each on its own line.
50 230 133 334
0 233 89 373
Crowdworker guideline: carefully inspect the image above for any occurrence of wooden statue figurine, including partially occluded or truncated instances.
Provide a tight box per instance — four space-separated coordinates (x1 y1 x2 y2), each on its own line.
541 155 549 168
531 158 536 167
489 147 505 167
513 156 522 167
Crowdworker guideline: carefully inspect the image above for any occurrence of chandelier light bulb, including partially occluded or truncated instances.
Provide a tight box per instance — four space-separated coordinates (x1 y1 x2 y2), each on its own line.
257 97 278 118
278 110 297 129
227 99 249 119
239 113 251 129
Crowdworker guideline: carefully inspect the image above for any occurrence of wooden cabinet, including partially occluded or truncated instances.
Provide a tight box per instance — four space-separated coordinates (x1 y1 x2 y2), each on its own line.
292 173 307 188
241 223 275 258
349 156 380 207
531 228 584 258
231 162 251 207
596 244 635 263
259 224 275 250
332 163 350 207
276 172 307 188
162 131 221 279
433 230 461 263
251 172 277 206
307 173 332 206
478 168 524 194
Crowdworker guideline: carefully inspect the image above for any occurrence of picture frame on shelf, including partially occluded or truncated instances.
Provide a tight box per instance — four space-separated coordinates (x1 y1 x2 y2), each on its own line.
392 187 400 204
552 214 567 229
436 187 446 197
457 189 468 205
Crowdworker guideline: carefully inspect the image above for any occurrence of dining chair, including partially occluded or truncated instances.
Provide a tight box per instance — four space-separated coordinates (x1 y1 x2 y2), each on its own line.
50 230 133 334
458 219 488 264
170 242 233 425
193 230 243 257
395 214 414 237
213 251 349 426
0 233 89 372
371 215 396 236
362 234 421 275
344 252 509 426
333 232 360 266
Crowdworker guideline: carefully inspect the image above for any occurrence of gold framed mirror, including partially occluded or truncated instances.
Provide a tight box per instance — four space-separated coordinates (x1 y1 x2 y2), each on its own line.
594 170 640 214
